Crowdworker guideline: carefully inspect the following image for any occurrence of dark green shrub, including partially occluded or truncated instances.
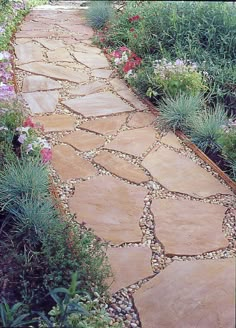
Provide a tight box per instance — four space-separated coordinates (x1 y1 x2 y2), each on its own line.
156 93 203 132
0 299 34 327
188 104 228 152
86 1 114 29
217 129 236 162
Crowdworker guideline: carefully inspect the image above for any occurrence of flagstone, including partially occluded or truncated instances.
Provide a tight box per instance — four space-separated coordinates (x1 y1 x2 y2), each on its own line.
47 48 74 62
22 75 62 92
68 81 106 96
127 112 156 128
34 38 65 50
62 24 93 38
106 127 157 156
73 43 101 54
61 130 105 151
62 92 134 117
18 62 89 84
142 146 232 197
116 89 146 111
79 114 128 135
15 30 55 38
91 69 112 79
52 144 96 181
14 38 32 45
110 77 128 92
161 131 183 149
134 258 235 328
107 247 153 294
15 43 44 64
69 176 146 244
33 114 76 132
20 22 55 31
94 151 149 183
73 52 109 69
22 91 59 114
151 199 228 255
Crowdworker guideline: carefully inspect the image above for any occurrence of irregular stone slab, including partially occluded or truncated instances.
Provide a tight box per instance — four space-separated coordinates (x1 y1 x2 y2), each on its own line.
80 114 128 135
22 75 62 92
15 30 54 38
161 131 183 149
52 144 96 181
33 114 76 132
106 127 157 157
15 43 44 64
69 81 106 96
134 258 235 328
142 146 232 197
61 130 105 151
14 38 32 45
73 43 101 54
152 199 228 255
116 89 145 111
18 62 89 84
73 52 109 69
94 151 149 183
62 24 93 39
62 92 134 117
110 77 128 92
69 176 146 244
34 38 65 50
128 112 155 128
20 22 55 31
22 91 59 114
91 69 112 79
107 247 153 294
47 48 74 62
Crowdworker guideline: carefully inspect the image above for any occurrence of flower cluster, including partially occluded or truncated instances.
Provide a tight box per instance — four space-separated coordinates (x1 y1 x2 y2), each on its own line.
148 58 208 97
128 15 140 22
0 51 15 99
16 117 52 163
111 46 142 78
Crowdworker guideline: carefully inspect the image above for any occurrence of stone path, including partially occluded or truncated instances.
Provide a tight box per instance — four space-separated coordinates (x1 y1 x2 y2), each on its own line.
14 2 236 327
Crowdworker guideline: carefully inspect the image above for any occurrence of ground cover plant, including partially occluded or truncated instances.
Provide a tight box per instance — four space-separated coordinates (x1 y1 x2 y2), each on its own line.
92 1 236 181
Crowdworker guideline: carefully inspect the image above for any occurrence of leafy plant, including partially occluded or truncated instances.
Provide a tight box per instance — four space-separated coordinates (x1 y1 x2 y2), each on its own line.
217 128 236 162
157 93 203 132
0 299 34 327
86 1 114 29
188 104 228 152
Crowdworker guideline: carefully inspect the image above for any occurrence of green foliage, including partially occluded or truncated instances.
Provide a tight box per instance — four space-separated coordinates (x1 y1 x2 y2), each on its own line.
86 1 114 29
157 93 203 132
0 299 34 327
217 129 236 162
188 104 228 152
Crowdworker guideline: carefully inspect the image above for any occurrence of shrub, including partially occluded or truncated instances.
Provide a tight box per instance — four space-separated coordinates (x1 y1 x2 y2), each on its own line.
147 58 208 98
157 93 203 132
188 104 228 152
0 299 34 328
217 128 236 162
86 1 114 29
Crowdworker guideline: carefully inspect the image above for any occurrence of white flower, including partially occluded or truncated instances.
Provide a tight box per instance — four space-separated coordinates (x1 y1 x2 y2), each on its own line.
114 58 122 65
0 126 8 131
124 69 133 78
16 126 30 134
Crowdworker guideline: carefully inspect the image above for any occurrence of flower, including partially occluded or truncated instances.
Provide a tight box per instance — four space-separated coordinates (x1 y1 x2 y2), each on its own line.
41 148 52 163
128 15 140 22
130 27 135 32
16 126 30 134
23 117 35 128
18 134 27 144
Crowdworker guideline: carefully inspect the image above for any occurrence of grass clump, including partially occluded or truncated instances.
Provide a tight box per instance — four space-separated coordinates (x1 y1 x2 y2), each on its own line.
157 93 203 132
86 1 114 30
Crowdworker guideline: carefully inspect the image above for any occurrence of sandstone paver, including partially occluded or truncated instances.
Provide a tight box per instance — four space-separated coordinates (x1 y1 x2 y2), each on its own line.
61 130 105 151
34 38 65 50
127 112 155 128
161 131 183 149
15 42 44 64
68 81 106 96
79 114 128 135
22 90 59 114
116 89 145 111
151 199 228 255
107 247 153 294
52 144 97 181
106 127 157 156
134 258 235 328
142 146 232 197
94 151 150 183
33 114 76 132
73 52 109 69
110 77 128 92
22 75 62 92
47 48 74 62
91 69 112 79
69 176 146 244
62 92 134 117
73 43 101 54
18 62 89 84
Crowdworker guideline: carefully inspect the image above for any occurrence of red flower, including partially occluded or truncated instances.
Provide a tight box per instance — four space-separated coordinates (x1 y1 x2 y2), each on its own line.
23 117 35 128
128 15 140 22
133 34 137 38
119 46 129 52
40 148 52 163
130 27 135 32
123 61 136 73
111 50 122 58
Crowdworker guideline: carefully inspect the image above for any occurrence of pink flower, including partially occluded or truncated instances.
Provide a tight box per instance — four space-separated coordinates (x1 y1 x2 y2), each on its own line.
119 46 129 52
111 50 122 58
23 117 35 128
18 134 27 144
128 15 140 22
130 28 135 32
40 148 52 163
